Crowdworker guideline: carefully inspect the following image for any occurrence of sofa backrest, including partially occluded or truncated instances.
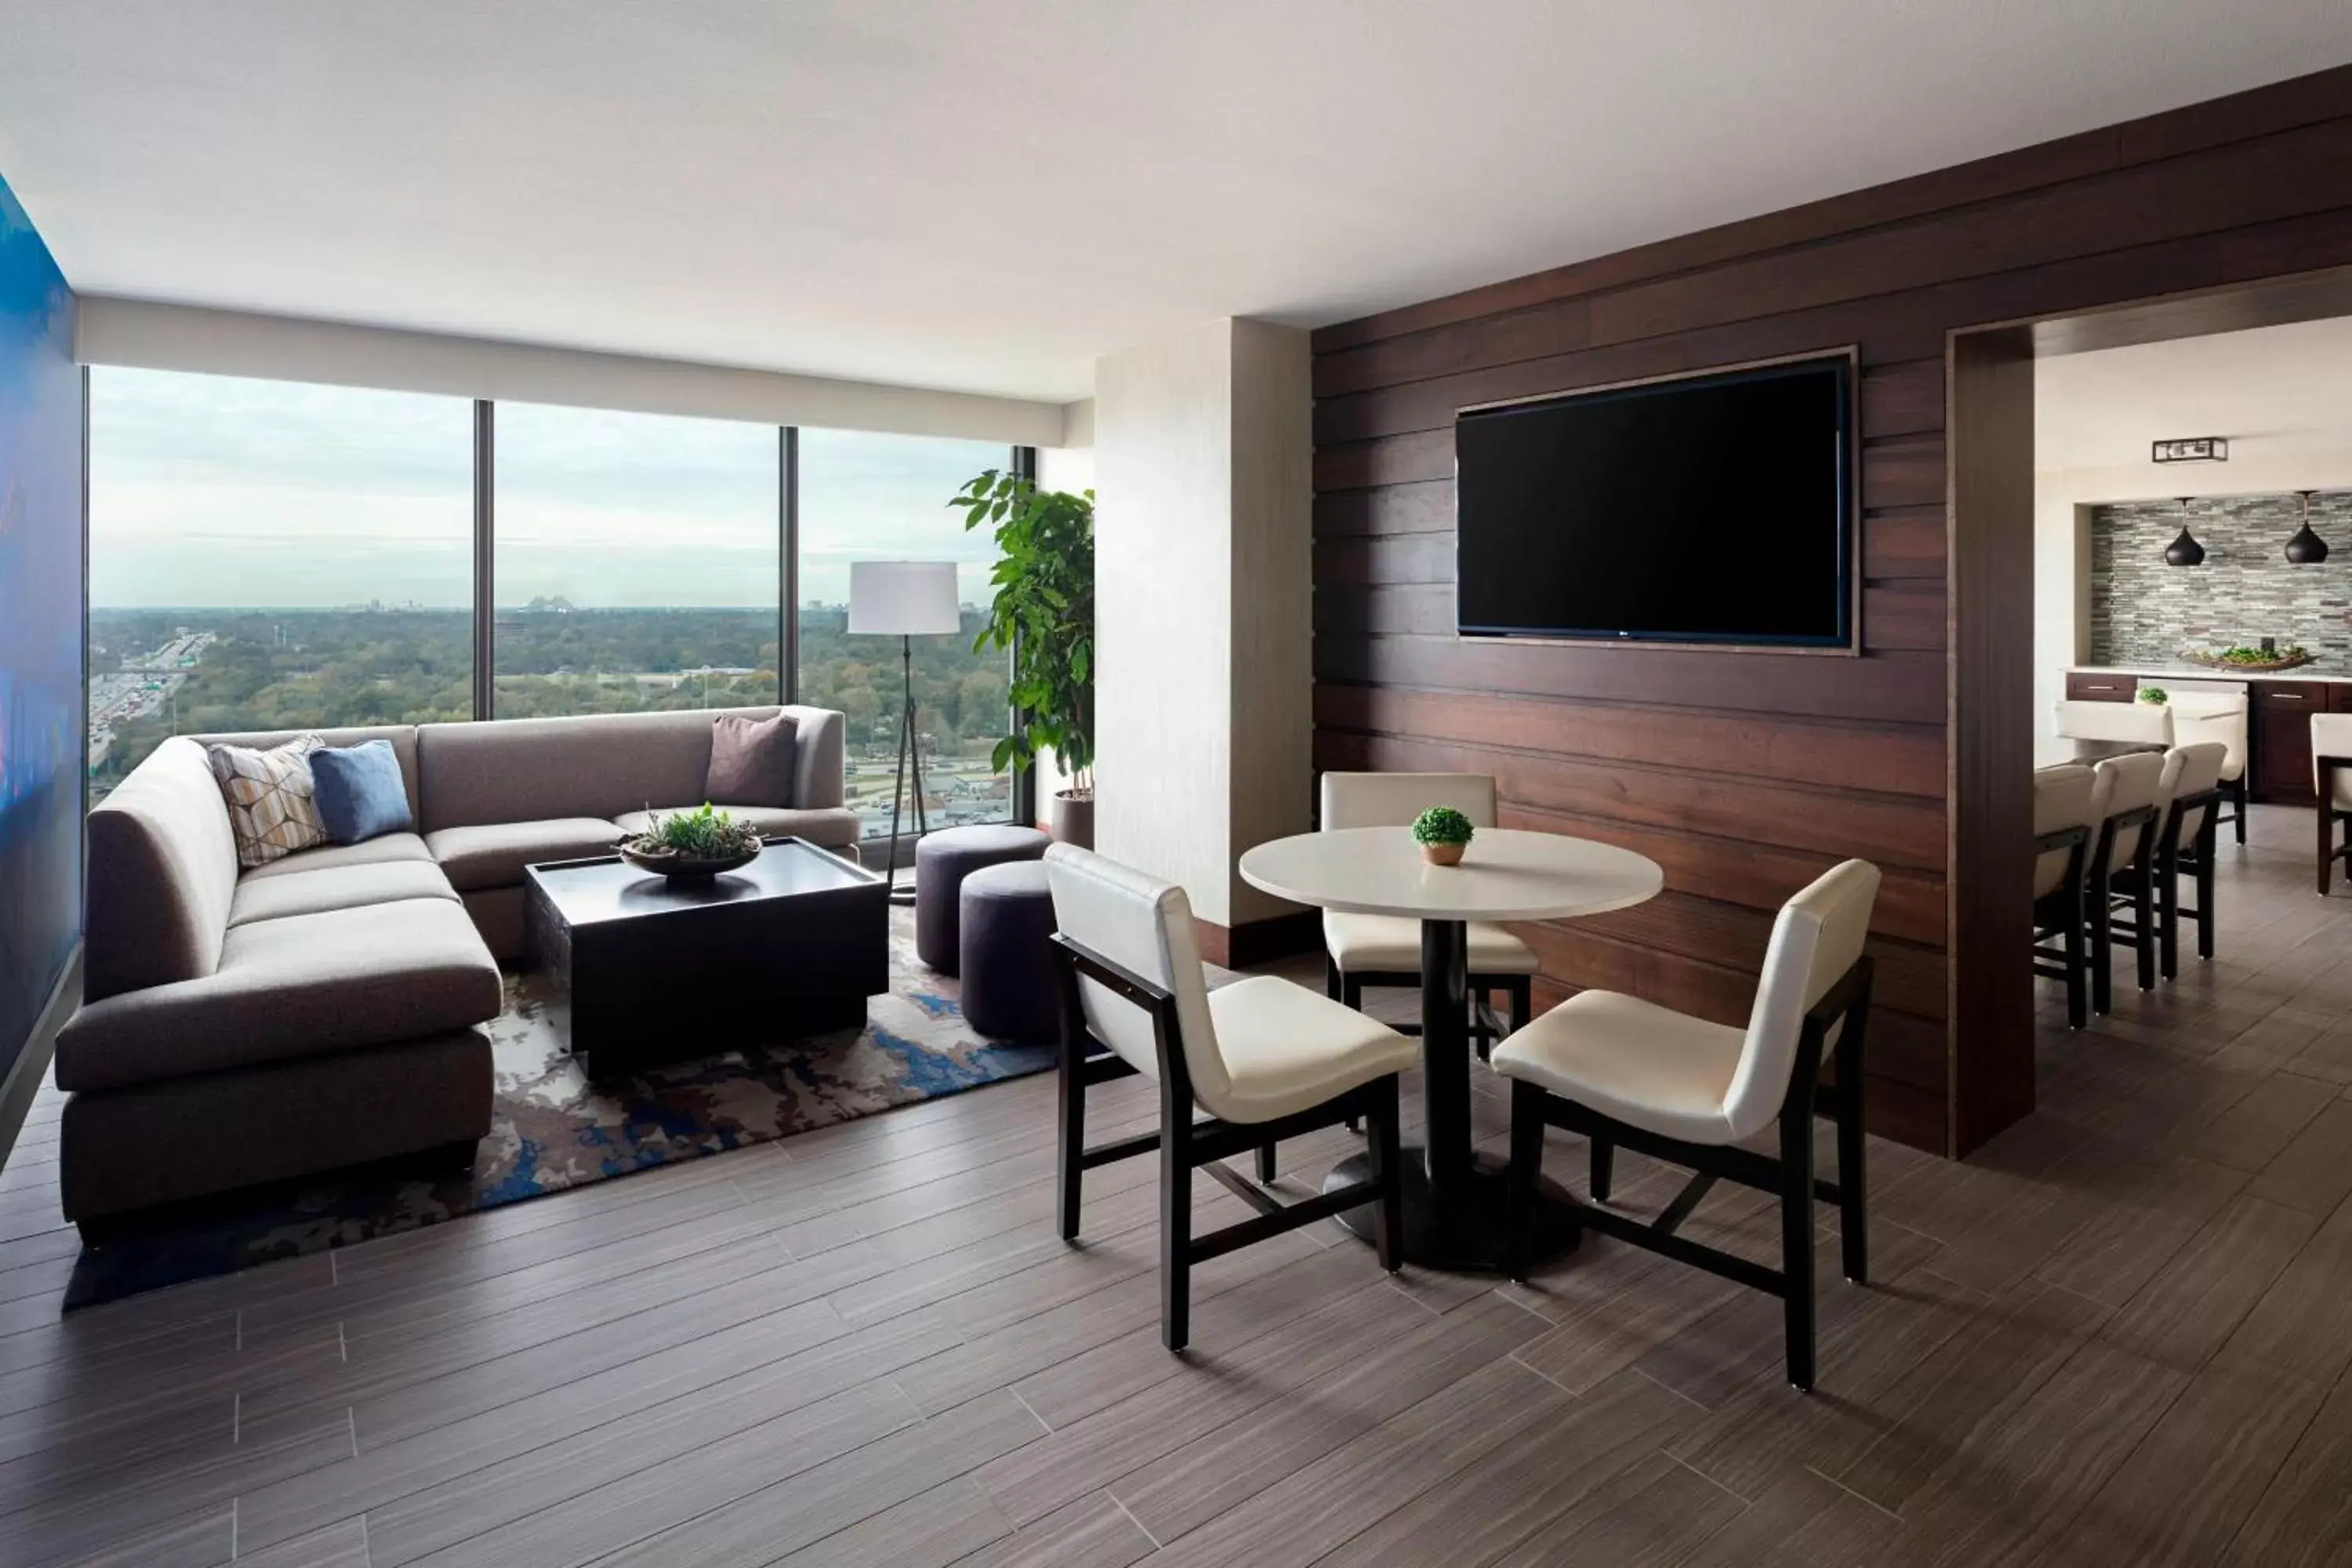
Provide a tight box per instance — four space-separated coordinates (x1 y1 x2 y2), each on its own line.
193 724 424 823
413 705 845 830
84 736 241 1001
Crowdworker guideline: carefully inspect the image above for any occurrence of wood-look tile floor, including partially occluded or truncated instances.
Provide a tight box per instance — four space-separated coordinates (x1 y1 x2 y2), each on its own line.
5 808 2352 1566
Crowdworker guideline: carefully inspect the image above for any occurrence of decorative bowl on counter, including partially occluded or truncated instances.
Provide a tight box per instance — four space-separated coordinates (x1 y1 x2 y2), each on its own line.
2180 644 2318 674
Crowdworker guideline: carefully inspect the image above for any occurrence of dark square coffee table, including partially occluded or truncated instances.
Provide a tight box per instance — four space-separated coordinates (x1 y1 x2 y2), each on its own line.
524 838 890 1078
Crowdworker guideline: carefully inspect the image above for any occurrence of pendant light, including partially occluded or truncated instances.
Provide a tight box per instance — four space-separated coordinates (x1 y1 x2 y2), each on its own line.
2164 496 2205 567
2285 489 2331 564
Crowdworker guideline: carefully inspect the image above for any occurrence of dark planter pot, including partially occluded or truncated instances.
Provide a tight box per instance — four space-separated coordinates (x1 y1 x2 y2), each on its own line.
1051 790 1094 850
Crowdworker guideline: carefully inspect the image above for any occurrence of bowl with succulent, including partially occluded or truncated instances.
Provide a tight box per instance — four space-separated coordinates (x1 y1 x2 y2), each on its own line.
1411 805 1476 866
2182 642 2318 673
617 804 765 880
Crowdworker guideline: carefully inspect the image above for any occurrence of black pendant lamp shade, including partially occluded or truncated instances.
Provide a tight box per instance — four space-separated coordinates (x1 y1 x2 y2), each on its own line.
2285 490 2330 565
2165 497 2205 567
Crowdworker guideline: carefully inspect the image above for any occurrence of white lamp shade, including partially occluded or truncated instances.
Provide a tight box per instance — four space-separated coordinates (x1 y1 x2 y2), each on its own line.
848 561 961 635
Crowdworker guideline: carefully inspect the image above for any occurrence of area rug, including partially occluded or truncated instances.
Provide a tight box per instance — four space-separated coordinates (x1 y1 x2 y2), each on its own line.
62 914 1056 1309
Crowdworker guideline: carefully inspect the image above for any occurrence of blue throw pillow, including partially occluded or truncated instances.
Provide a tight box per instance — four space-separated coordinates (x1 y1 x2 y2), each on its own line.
310 739 414 845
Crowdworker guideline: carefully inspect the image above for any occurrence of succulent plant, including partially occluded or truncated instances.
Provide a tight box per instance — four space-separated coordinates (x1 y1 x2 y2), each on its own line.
622 803 762 860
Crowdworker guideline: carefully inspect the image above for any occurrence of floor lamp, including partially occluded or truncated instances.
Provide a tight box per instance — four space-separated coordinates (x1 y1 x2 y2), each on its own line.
848 561 962 901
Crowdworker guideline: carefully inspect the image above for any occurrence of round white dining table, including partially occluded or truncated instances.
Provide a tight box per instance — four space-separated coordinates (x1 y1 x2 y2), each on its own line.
1239 826 1664 1272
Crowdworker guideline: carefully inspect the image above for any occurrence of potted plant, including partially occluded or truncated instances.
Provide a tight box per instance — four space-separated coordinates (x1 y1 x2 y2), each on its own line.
617 803 764 880
953 469 1095 847
1412 806 1475 866
2138 687 2168 706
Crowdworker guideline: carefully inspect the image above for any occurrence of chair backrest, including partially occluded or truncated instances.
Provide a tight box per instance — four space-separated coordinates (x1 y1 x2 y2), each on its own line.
2053 699 2172 747
2089 751 2168 882
2158 742 2228 848
1041 844 1232 1116
2032 764 2096 899
1320 771 1497 832
2171 699 2247 783
2314 714 2352 808
1722 859 1882 1141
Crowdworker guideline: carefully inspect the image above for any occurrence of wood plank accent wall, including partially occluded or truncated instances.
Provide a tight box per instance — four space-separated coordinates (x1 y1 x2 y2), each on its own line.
1308 64 2352 1155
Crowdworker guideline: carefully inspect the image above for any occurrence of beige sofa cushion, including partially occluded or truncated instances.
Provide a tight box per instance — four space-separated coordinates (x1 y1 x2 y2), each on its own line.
227 859 460 927
414 706 848 829
55 898 503 1093
426 818 623 892
612 805 860 850
84 736 240 1001
239 831 437 881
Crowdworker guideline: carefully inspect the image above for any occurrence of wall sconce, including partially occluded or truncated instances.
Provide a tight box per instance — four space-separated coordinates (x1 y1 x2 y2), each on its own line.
2163 496 2205 567
2285 490 2331 565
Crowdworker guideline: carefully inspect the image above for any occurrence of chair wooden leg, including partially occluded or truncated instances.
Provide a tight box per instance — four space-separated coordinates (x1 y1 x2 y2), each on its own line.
1505 1080 1546 1283
1508 977 1530 1036
1057 1023 1086 1241
2135 873 2157 992
2196 851 2216 960
2231 777 2247 845
1162 1102 1192 1354
2323 808 2337 898
1326 953 1343 1003
1366 1077 1403 1274
1591 1138 1615 1203
2063 882 2087 1031
2089 892 2114 1015
1340 971 1364 1135
1836 1063 1867 1286
1255 1143 1277 1184
2158 860 2180 982
1475 988 1494 1063
1779 1100 1818 1391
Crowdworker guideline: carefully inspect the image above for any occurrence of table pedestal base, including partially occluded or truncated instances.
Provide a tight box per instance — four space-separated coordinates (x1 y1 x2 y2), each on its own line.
1324 1147 1581 1274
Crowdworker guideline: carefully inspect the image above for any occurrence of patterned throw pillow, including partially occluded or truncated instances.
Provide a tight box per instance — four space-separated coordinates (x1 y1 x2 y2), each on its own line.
206 734 329 868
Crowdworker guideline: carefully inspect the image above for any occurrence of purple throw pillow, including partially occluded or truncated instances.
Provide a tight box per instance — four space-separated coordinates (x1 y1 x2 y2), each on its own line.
706 713 797 806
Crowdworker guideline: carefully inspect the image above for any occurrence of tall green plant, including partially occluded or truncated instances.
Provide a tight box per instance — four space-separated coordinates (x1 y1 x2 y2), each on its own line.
952 470 1094 792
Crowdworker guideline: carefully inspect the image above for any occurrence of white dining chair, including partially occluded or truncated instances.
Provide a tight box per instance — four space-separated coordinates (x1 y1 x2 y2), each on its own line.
2085 752 2167 1012
1492 858 1881 1392
1319 772 1538 1056
2314 713 2352 895
1042 844 1415 1351
2031 764 2097 1029
2151 742 2227 977
2169 695 2249 844
2053 698 2172 758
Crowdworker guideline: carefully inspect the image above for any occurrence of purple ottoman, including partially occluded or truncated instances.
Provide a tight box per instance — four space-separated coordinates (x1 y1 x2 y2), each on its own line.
958 861 1059 1040
914 823 1051 974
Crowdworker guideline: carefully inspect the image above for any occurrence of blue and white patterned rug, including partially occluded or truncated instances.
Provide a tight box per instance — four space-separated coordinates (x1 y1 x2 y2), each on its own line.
64 915 1055 1308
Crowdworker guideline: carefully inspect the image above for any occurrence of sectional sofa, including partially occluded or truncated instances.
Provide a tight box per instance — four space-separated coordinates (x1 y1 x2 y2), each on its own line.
57 705 856 1227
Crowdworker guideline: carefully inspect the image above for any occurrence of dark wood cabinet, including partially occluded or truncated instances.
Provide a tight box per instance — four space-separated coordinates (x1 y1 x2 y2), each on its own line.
2252 681 2327 805
2065 671 2135 702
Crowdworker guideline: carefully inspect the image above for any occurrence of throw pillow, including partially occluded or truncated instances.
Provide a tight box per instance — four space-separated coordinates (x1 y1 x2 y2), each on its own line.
310 739 415 844
206 734 328 868
706 712 797 806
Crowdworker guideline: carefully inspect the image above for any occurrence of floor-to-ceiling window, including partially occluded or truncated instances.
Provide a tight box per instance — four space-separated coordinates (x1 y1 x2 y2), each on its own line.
797 429 1016 841
85 368 474 799
491 404 780 717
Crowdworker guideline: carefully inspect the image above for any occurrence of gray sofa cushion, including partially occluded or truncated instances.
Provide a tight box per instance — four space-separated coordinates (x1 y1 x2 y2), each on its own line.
195 724 423 824
227 859 460 927
84 736 240 1001
55 898 503 1093
240 831 437 881
426 818 623 892
612 805 861 850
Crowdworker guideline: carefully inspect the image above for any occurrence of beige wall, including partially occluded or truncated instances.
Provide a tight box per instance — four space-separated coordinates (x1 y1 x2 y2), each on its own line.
1093 318 1310 929
2033 448 2352 765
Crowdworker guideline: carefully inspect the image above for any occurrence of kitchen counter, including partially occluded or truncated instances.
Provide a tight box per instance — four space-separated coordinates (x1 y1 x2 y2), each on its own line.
2070 663 2352 685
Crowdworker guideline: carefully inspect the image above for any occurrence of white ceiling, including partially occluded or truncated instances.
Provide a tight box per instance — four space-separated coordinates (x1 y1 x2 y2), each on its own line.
2037 315 2352 472
2 2 2349 403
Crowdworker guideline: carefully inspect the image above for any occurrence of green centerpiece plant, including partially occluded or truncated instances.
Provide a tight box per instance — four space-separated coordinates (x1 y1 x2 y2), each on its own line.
2138 687 2168 706
953 469 1096 846
617 803 764 878
1412 805 1475 866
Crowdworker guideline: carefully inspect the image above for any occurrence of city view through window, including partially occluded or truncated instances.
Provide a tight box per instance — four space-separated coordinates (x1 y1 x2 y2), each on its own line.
87 369 1019 840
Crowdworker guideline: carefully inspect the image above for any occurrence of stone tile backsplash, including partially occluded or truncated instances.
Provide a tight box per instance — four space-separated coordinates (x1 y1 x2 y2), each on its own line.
2089 491 2352 672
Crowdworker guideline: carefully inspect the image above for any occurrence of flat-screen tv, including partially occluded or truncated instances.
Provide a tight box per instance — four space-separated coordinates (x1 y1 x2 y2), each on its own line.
1454 354 1856 649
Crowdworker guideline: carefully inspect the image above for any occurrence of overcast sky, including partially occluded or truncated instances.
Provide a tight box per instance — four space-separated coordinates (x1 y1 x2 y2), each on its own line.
86 367 1011 608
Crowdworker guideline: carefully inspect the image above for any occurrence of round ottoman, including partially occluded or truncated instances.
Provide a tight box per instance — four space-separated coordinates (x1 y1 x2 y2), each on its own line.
958 861 1060 1040
915 823 1051 973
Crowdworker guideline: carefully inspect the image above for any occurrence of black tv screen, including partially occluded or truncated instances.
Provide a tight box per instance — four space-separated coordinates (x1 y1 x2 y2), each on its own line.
1454 355 1854 648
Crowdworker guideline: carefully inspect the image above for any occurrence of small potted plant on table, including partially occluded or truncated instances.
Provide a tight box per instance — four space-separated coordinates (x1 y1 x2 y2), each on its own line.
1412 806 1475 866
